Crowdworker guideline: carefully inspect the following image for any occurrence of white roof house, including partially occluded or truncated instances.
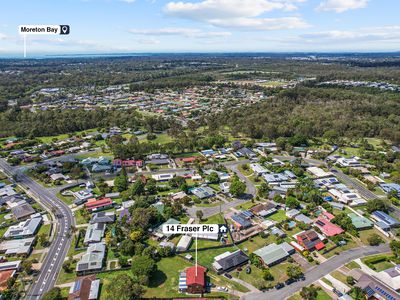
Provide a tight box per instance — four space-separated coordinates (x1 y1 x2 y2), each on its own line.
152 173 174 181
176 235 192 252
250 163 269 175
307 167 333 178
337 157 361 167
0 237 35 255
4 216 42 239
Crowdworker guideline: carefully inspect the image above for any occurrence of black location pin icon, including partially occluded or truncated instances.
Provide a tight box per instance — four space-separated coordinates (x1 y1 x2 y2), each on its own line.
60 25 70 35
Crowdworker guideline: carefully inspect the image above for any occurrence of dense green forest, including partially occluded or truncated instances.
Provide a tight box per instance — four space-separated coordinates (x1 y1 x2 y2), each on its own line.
0 109 171 137
212 86 400 143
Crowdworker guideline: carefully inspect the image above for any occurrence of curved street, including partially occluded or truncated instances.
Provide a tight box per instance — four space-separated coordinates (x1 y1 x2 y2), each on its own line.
242 244 390 300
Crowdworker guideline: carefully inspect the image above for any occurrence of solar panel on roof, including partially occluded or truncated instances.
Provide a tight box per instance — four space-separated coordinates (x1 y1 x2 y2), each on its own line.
73 280 82 292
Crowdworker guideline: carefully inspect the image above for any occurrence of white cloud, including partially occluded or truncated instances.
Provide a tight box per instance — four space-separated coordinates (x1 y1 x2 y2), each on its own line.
129 27 231 38
316 0 369 13
136 38 161 44
258 26 400 50
120 0 136 3
0 33 7 40
210 17 309 30
164 0 309 30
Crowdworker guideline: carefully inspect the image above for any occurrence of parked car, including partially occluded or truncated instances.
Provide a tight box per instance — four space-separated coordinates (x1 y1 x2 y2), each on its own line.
275 283 284 290
224 273 232 279
333 288 343 297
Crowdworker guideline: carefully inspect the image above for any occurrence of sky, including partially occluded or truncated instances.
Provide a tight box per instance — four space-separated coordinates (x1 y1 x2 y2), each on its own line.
0 0 399 56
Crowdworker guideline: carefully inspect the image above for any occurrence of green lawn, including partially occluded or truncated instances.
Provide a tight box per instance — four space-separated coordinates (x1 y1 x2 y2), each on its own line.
362 253 394 271
358 228 389 245
237 234 277 253
56 191 74 205
268 210 287 222
317 289 332 300
57 261 77 284
323 238 358 259
140 133 173 145
174 152 201 158
235 201 256 211
75 209 90 225
34 224 52 250
195 245 239 269
204 213 225 224
331 270 349 284
345 261 361 269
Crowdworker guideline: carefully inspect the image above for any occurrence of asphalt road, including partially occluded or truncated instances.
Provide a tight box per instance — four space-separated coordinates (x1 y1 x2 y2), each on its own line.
242 244 390 300
0 159 74 299
330 167 378 200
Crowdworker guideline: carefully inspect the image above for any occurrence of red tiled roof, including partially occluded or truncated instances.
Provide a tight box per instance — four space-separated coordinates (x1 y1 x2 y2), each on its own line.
186 266 206 287
321 211 335 221
182 157 197 163
85 198 112 210
315 216 344 237
0 270 14 291
315 242 325 250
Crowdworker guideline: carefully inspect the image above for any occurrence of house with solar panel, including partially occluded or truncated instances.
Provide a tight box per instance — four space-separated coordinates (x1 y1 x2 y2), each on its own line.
68 275 100 300
189 186 215 199
230 211 254 230
371 211 400 232
76 243 105 275
352 271 400 300
212 250 249 274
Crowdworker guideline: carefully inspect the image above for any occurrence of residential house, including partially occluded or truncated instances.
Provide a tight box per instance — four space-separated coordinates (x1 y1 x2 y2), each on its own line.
296 230 325 251
73 190 94 205
234 147 256 158
250 202 277 217
154 218 180 239
11 204 35 220
0 237 35 256
212 250 249 274
315 214 344 237
85 198 113 212
380 183 400 198
250 163 269 176
4 216 42 239
231 213 252 230
68 275 100 300
353 272 400 300
337 157 361 167
0 261 20 292
84 223 106 245
295 214 313 225
348 213 373 230
189 186 215 199
152 173 174 181
76 243 106 274
90 211 115 224
176 235 192 252
254 242 294 267
186 265 207 294
307 167 333 178
371 211 400 230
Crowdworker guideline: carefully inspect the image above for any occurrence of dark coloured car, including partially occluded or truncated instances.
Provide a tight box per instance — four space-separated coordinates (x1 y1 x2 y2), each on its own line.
275 283 284 290
285 278 295 285
224 273 232 279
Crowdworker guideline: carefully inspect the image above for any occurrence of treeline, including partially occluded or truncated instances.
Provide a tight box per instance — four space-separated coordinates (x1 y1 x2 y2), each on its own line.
0 108 170 137
212 86 400 143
